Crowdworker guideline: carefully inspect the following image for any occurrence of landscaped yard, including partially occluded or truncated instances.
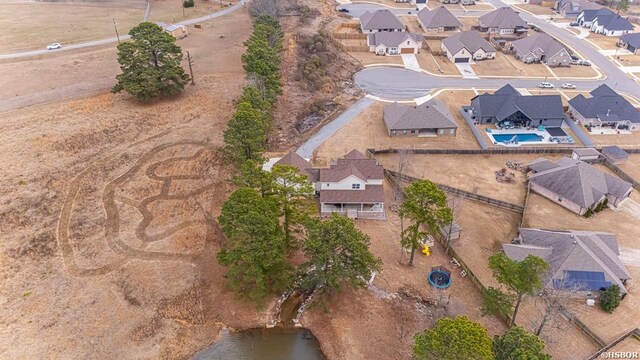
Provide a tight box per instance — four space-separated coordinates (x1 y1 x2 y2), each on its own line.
416 51 460 75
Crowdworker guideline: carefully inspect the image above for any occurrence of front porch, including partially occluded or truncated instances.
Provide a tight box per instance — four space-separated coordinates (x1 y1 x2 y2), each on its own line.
321 202 386 220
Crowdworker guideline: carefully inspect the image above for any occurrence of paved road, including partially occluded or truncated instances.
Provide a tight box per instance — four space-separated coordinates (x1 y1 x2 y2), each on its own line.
296 97 376 158
0 1 246 60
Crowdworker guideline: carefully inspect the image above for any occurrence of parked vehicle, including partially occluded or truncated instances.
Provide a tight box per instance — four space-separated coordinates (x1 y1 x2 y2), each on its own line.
338 7 349 12
570 22 579 26
47 43 62 50
528 23 540 31
539 82 554 88
562 83 576 89
570 55 580 61
579 60 592 66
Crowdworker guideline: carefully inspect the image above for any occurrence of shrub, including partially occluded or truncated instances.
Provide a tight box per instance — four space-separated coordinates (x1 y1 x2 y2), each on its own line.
584 208 593 218
600 285 621 313
183 0 194 8
603 198 609 207
594 202 603 213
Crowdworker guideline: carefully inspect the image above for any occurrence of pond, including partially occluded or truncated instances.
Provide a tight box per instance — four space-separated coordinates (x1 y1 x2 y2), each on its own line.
192 327 326 360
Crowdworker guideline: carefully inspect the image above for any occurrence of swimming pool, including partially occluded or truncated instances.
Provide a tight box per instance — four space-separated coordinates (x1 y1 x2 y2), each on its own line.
491 133 542 143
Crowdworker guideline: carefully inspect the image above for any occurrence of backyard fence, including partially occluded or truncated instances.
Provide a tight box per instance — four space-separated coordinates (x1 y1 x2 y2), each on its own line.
587 328 640 360
369 147 578 155
330 32 367 40
602 158 640 190
327 33 369 52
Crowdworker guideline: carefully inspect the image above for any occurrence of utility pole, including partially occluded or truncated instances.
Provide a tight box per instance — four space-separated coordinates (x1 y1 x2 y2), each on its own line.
187 51 195 85
113 18 120 43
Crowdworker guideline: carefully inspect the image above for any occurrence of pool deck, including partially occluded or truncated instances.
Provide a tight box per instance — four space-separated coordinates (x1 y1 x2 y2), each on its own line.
486 128 574 147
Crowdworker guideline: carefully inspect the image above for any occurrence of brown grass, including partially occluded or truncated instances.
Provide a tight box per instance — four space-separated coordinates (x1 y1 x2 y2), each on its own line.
617 54 640 66
584 131 640 148
618 155 640 181
348 52 405 66
417 51 460 75
587 33 622 51
472 52 553 78
353 0 415 7
513 4 556 15
550 64 600 78
401 16 424 34
147 0 229 23
459 16 478 31
465 2 495 11
428 1 463 10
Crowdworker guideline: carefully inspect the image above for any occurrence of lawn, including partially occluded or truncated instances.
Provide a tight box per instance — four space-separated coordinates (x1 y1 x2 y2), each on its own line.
353 0 415 8
617 54 640 66
416 51 460 75
583 130 640 148
348 52 404 66
587 33 622 51
0 2 146 53
513 4 556 15
428 2 463 10
459 16 478 31
147 0 229 24
464 2 495 11
472 52 553 78
550 64 600 79
401 16 424 33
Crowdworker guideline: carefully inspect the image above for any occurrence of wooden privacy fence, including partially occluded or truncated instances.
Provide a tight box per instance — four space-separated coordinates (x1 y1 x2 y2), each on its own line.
587 328 640 360
602 159 640 190
370 147 578 155
386 170 525 213
330 32 367 40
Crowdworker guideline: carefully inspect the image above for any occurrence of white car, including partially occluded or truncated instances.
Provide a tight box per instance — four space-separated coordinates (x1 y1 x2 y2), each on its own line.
539 82 554 89
47 43 62 50
561 83 576 89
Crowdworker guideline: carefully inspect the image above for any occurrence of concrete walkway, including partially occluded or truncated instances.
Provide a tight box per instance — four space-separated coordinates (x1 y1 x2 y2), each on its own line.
401 54 421 72
296 97 376 158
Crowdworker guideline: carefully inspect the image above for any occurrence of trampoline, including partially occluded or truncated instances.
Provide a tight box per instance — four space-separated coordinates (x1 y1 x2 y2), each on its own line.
428 266 452 289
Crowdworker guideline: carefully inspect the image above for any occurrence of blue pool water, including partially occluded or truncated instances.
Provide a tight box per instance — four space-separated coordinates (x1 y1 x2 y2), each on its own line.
492 133 542 143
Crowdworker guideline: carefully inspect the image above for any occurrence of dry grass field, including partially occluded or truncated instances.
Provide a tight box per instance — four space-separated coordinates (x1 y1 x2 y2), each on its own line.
472 53 553 78
550 63 600 78
417 51 460 75
618 155 640 180
617 55 640 66
465 1 495 11
583 131 640 148
401 16 424 34
148 0 230 23
587 33 624 51
513 4 556 15
348 52 405 66
459 16 478 31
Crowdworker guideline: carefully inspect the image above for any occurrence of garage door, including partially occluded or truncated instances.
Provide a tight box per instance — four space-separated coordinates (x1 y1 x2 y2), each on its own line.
454 57 469 63
401 48 414 54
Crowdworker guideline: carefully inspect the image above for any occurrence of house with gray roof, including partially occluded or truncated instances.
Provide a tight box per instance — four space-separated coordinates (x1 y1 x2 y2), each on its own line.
568 84 640 132
504 228 631 296
417 7 462 32
478 7 528 36
468 84 566 127
619 33 640 54
578 8 634 36
271 151 319 182
318 150 385 220
554 0 601 19
383 99 458 137
512 33 572 67
602 146 629 164
359 10 405 34
367 32 423 55
571 147 601 162
441 30 496 63
527 157 632 215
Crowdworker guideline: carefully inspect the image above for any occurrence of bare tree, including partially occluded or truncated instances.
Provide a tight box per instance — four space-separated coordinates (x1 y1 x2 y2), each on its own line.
532 276 586 337
444 195 466 252
249 0 284 17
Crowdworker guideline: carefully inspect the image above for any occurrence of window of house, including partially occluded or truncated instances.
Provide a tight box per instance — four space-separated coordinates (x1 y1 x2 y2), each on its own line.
439 129 444 134
352 184 361 189
450 129 455 134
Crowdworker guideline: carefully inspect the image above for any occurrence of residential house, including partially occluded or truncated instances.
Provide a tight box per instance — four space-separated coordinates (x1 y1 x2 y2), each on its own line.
417 7 463 32
554 0 601 18
478 7 528 36
368 32 424 55
441 30 496 63
512 33 572 67
568 84 640 131
318 150 386 220
156 22 188 39
467 84 566 127
359 10 405 33
383 99 458 137
504 228 631 296
571 148 601 162
527 157 632 215
578 8 634 36
602 146 630 164
269 151 320 182
619 33 640 54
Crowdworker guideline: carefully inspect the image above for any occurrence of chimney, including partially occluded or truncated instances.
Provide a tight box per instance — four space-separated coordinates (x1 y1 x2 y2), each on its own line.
607 108 611 116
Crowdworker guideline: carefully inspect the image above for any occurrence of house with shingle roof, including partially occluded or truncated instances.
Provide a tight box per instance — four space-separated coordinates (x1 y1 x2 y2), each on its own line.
554 0 601 19
417 7 462 32
527 157 632 215
619 33 640 54
359 10 405 34
602 146 630 164
367 32 423 55
504 228 631 296
318 150 385 220
578 8 634 36
468 84 566 127
383 99 458 137
512 33 572 67
270 151 319 182
568 84 640 132
441 30 496 63
478 7 528 36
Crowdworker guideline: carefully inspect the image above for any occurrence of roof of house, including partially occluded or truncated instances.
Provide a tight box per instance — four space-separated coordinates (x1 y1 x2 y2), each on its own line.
528 157 632 208
471 84 566 122
528 157 564 173
274 151 319 181
581 8 634 30
557 0 601 15
479 7 527 29
368 32 423 48
319 185 385 203
417 6 462 29
621 33 640 48
602 145 630 159
383 99 457 131
319 150 384 182
442 30 495 54
572 147 601 157
512 33 567 58
360 10 405 31
568 84 640 124
503 228 630 292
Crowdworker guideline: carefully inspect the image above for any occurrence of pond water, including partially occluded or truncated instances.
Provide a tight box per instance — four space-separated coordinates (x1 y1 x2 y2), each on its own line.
192 328 326 360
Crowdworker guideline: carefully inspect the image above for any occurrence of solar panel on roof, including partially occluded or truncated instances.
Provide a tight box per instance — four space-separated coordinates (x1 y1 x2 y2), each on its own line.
553 270 612 291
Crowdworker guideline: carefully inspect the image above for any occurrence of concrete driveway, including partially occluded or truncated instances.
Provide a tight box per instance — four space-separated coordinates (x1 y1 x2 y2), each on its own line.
454 63 479 79
401 54 421 72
